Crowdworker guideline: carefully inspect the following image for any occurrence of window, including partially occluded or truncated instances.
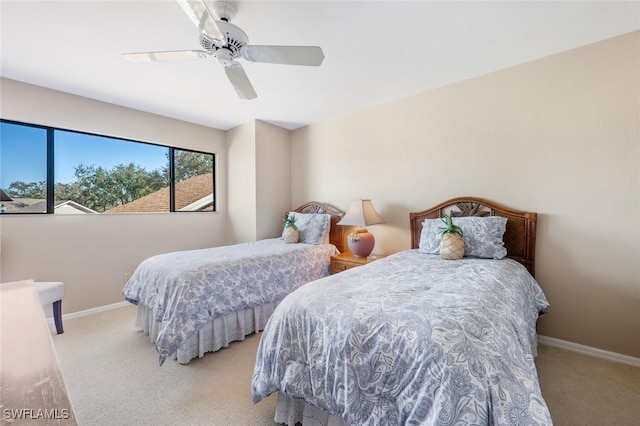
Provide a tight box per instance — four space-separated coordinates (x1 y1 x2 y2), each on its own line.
174 149 215 212
0 122 48 213
0 120 215 214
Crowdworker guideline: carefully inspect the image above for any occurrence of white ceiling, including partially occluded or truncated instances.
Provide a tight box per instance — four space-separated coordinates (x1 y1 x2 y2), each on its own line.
1 1 639 131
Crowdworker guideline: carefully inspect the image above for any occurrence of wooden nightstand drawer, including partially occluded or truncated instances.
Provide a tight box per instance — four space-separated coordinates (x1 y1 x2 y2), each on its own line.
331 259 359 274
330 253 384 274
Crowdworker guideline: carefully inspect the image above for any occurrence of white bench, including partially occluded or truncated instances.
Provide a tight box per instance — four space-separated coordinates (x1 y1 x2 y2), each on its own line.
34 281 65 334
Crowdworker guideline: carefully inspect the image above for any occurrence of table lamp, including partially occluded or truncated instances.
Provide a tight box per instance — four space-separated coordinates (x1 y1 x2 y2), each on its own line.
337 199 385 258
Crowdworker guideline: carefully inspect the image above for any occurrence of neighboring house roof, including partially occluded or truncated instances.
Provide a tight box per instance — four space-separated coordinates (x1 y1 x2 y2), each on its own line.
0 199 97 214
54 200 99 214
0 188 13 201
178 194 214 212
104 173 213 213
1 198 44 212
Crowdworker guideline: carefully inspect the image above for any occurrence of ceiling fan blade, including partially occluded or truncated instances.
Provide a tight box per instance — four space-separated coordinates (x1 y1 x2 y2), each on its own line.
175 0 225 43
122 50 210 63
241 45 325 66
224 62 257 100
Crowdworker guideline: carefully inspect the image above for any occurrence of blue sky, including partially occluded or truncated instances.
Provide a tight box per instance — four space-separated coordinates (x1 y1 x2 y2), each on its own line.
1 122 168 187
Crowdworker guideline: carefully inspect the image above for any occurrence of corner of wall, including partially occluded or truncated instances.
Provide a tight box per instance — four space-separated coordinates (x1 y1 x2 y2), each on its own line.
225 121 258 243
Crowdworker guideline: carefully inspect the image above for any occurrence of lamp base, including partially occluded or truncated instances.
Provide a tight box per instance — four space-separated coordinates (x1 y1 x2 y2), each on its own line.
347 228 375 258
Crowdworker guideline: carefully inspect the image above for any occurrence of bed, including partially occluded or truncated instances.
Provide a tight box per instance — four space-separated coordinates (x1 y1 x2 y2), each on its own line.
251 197 552 425
123 201 344 365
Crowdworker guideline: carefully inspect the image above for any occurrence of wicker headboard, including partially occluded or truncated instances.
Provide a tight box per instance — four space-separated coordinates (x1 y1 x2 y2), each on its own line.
290 201 345 253
409 197 537 276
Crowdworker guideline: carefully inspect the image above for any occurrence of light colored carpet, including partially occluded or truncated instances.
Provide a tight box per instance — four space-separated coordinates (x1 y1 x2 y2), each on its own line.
535 344 640 425
53 305 640 425
52 305 277 426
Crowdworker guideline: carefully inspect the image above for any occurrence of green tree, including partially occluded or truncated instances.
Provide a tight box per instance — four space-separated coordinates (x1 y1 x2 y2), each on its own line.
54 181 82 203
73 163 165 212
6 180 46 198
164 150 213 182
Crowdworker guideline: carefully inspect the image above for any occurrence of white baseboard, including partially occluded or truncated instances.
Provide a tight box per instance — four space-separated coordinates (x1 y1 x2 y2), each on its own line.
47 300 131 324
538 335 640 368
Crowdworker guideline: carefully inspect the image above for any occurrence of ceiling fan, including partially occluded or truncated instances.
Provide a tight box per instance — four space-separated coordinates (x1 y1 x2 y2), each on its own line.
122 0 325 100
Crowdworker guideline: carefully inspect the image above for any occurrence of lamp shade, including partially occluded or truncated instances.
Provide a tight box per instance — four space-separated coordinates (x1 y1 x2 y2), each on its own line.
337 200 384 257
337 199 385 227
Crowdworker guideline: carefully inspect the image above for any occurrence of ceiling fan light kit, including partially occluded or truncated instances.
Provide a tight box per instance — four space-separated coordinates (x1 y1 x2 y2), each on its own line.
122 0 325 100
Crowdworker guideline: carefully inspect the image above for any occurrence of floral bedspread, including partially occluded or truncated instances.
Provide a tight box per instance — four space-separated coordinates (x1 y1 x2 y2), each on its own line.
252 250 552 425
123 238 338 365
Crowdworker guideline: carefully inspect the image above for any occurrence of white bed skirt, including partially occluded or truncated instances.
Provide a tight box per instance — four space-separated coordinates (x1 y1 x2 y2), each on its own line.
135 301 279 364
275 393 348 426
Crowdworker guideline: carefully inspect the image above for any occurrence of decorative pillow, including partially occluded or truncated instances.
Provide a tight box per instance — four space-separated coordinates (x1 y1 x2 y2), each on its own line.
418 219 442 254
419 216 508 259
283 212 331 245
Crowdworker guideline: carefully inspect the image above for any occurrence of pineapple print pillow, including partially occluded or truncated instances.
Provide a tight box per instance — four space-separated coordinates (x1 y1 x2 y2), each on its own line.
419 216 508 259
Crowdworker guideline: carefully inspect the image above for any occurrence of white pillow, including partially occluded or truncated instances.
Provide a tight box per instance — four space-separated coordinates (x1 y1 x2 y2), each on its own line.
283 212 331 245
419 216 508 259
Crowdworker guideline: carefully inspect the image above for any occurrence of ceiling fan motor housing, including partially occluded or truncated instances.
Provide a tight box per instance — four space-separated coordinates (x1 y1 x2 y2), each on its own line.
201 20 248 61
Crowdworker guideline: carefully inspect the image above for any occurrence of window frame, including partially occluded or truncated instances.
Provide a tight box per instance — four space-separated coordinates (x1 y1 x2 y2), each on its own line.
0 119 216 215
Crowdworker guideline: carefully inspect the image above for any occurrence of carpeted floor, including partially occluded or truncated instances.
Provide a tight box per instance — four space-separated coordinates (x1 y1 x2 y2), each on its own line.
52 305 640 425
536 344 640 425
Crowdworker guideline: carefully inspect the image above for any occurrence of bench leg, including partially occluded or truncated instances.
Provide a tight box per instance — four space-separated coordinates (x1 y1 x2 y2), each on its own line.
52 300 64 334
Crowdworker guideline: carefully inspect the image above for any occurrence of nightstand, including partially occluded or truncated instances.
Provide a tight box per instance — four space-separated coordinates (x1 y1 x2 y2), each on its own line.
330 252 385 274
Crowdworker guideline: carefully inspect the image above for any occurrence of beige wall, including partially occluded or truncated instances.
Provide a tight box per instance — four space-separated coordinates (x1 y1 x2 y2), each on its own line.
226 121 258 243
255 120 292 240
226 120 292 242
0 78 229 314
291 31 640 358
